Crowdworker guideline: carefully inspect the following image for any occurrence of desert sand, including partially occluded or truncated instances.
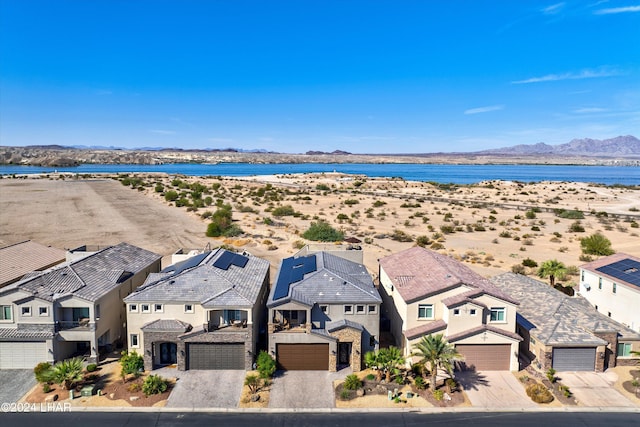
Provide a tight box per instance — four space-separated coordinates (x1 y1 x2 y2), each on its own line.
1 173 639 282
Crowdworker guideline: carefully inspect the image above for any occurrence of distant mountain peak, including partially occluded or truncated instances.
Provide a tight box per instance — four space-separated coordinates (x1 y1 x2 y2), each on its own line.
479 135 639 157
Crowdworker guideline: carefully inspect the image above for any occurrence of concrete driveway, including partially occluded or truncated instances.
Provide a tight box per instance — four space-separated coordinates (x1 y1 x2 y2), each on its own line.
456 371 537 409
269 369 349 409
558 371 636 407
156 368 245 408
0 369 37 403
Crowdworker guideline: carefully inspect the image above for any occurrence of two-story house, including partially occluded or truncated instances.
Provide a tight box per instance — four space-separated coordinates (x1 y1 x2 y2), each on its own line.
0 242 161 369
124 248 270 371
379 246 521 371
267 251 381 372
579 253 640 334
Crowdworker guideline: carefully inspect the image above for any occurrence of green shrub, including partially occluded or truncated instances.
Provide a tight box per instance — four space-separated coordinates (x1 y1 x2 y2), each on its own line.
580 233 614 256
391 229 413 242
52 357 84 390
120 350 144 381
522 258 538 268
414 376 426 390
432 389 444 400
164 190 179 202
142 374 168 396
555 209 584 219
568 221 585 233
256 350 276 379
128 382 141 392
366 373 375 381
372 200 386 207
316 184 330 191
86 363 98 372
344 199 359 206
34 362 54 384
42 383 51 393
344 374 362 390
526 383 554 403
546 368 556 383
519 375 529 383
302 221 344 242
244 374 260 394
272 205 296 217
340 389 351 400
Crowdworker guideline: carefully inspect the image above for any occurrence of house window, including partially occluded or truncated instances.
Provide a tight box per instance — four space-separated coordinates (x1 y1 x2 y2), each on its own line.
598 278 602 289
184 304 194 313
1 305 12 321
453 308 460 316
95 304 100 319
320 305 329 314
490 307 506 322
39 306 49 316
224 309 241 324
356 305 365 314
418 304 433 319
129 304 138 312
469 309 477 316
21 306 32 317
141 304 150 313
617 343 632 357
613 283 617 294
130 334 139 348
344 305 353 314
367 305 377 314
581 271 584 281
154 303 163 313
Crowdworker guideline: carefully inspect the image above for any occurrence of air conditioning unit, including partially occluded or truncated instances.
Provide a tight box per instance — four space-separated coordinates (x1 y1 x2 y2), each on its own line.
582 283 591 291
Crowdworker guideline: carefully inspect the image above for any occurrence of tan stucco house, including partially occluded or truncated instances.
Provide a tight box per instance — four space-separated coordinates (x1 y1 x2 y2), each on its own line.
124 248 270 371
379 247 521 371
267 251 381 372
0 242 161 369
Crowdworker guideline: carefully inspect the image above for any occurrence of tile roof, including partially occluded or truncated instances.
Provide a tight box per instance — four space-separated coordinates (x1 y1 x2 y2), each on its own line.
379 247 517 304
141 319 192 332
491 273 640 346
267 252 381 308
125 248 269 308
326 319 364 333
4 243 161 303
0 328 54 340
405 319 448 340
446 324 523 343
0 240 66 286
581 253 640 290
441 290 488 309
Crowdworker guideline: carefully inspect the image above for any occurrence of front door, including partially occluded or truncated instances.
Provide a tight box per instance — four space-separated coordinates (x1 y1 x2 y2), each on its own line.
159 342 177 365
338 342 351 366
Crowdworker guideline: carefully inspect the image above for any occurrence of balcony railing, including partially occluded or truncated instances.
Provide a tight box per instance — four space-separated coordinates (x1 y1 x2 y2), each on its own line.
205 319 248 332
56 319 95 331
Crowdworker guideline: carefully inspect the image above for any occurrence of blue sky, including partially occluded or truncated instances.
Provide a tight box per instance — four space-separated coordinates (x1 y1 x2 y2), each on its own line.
1 1 639 153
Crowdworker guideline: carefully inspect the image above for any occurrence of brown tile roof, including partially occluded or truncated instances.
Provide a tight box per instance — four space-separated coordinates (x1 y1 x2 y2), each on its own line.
447 325 522 343
441 290 488 308
405 319 448 340
379 246 518 304
0 240 66 287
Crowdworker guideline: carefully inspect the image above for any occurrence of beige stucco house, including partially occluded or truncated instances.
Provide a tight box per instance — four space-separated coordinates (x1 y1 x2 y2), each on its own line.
0 243 161 369
124 248 270 371
379 247 521 371
267 251 381 372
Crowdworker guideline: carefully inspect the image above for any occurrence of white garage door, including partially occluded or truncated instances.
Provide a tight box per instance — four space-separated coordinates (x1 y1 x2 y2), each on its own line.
0 341 48 369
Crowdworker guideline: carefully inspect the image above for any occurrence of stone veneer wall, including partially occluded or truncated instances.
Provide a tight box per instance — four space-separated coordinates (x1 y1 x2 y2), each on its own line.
182 329 254 370
329 327 363 372
593 331 618 371
142 330 184 371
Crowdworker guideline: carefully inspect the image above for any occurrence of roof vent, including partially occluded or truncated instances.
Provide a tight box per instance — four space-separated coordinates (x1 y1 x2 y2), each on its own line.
169 280 175 285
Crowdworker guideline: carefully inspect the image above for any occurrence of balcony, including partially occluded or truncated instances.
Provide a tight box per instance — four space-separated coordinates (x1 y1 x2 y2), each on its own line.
56 319 95 332
270 309 309 333
207 309 249 331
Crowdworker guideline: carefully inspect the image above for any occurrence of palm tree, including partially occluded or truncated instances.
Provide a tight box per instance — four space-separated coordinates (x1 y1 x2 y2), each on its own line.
52 357 84 390
378 347 405 383
412 334 463 390
537 259 567 287
364 350 382 381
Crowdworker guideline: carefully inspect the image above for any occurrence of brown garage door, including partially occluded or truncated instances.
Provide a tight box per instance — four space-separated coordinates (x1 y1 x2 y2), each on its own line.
276 344 329 370
455 344 510 371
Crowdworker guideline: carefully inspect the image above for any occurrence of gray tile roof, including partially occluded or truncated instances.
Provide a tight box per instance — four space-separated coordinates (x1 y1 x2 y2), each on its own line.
491 273 640 346
4 243 161 303
380 247 518 305
141 319 192 332
326 319 364 333
0 328 54 340
309 328 336 340
267 252 381 308
0 240 66 286
125 249 270 309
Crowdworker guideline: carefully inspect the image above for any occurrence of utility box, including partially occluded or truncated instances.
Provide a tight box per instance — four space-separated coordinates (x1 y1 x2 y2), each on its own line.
80 385 95 397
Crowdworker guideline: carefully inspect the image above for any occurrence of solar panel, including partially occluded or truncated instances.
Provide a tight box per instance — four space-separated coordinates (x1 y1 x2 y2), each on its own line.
212 251 249 271
273 255 317 300
162 252 209 274
596 259 640 288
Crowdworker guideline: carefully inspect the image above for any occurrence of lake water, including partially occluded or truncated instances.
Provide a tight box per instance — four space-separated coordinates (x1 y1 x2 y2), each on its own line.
0 163 638 185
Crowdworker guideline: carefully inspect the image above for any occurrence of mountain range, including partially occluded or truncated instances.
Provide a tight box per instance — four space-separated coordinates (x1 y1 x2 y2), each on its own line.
475 135 640 157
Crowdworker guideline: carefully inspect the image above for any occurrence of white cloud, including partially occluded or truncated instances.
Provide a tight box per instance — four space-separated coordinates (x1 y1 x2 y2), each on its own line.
572 107 607 113
149 129 176 135
464 105 505 115
541 2 566 14
512 68 620 84
594 5 640 14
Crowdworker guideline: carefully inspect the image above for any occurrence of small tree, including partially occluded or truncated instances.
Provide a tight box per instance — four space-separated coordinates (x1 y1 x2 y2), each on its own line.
580 233 614 256
34 362 54 384
301 221 344 242
412 334 463 390
537 259 567 287
376 346 405 383
256 350 276 379
244 374 260 394
52 357 84 390
364 350 382 381
120 350 144 383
